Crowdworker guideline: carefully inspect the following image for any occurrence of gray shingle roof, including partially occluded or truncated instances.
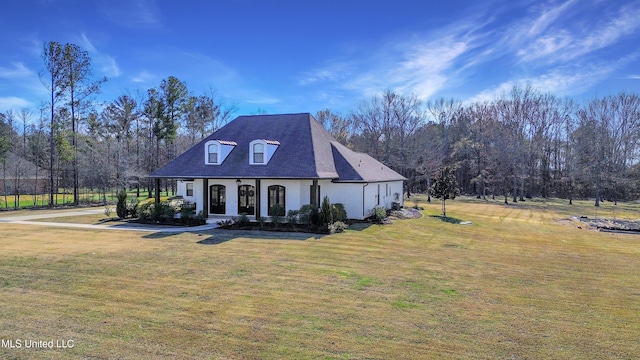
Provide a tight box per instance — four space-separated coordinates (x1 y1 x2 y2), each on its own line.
149 113 406 182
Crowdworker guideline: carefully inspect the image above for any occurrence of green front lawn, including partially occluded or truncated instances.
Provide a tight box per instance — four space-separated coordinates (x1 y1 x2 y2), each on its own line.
0 198 638 359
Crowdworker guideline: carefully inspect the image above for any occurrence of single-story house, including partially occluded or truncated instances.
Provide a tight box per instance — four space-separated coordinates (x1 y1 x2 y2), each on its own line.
149 113 405 220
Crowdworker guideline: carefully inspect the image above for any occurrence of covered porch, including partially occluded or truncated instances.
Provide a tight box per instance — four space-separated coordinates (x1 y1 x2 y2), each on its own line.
155 177 321 219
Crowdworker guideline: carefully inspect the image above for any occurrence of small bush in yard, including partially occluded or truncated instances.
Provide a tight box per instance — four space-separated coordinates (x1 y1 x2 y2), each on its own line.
236 213 250 226
270 204 285 228
298 204 314 225
287 210 299 225
126 197 139 218
104 205 113 218
371 206 387 224
116 189 127 218
332 203 347 222
328 220 348 234
320 196 333 225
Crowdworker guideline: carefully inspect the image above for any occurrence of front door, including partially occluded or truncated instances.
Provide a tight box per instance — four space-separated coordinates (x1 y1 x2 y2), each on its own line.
238 185 255 215
210 185 226 214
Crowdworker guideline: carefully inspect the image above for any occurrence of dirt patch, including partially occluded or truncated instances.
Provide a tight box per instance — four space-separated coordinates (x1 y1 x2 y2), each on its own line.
571 216 640 234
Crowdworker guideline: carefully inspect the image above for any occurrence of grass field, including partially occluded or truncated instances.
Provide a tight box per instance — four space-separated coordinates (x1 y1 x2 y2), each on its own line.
0 197 639 359
0 190 160 210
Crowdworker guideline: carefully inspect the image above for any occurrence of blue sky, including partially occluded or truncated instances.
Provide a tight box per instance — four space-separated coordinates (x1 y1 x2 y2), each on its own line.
1 0 639 120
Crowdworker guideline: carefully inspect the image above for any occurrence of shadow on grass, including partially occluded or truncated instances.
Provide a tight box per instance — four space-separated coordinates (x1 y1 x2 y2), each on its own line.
142 232 182 239
429 215 463 224
346 222 373 231
196 229 326 245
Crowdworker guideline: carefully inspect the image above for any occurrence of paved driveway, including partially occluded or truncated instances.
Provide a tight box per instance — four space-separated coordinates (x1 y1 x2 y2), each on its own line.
0 208 218 232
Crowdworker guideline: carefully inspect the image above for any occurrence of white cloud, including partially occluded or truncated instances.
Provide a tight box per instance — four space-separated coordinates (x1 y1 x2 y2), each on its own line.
132 70 154 83
245 97 281 105
0 96 32 111
97 0 161 29
103 55 121 78
526 0 579 37
75 33 121 78
467 64 616 104
299 31 476 102
298 62 355 86
0 62 33 78
515 1 640 65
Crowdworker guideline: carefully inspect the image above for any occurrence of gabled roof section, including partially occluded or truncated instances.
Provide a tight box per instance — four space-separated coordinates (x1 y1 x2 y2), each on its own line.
331 142 407 182
149 112 406 182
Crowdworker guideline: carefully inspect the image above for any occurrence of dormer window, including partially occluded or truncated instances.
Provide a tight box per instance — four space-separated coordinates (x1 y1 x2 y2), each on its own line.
249 139 279 165
208 144 218 164
253 143 264 163
204 140 236 165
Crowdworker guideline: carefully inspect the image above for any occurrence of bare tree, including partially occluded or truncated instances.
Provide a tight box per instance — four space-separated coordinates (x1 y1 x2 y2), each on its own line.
315 109 353 146
63 43 106 205
41 41 67 207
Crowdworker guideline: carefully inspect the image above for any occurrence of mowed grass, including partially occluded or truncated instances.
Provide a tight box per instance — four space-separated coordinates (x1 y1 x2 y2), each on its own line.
1 199 639 359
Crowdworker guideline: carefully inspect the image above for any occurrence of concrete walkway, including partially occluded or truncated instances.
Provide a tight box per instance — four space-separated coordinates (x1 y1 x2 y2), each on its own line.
0 208 218 232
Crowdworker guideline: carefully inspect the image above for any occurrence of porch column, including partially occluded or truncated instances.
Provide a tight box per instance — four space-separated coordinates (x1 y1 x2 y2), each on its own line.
310 179 318 208
202 178 209 218
155 178 160 203
255 179 261 219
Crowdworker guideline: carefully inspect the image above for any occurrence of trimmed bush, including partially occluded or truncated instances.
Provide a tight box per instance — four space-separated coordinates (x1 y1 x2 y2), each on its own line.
270 204 284 227
126 197 139 218
320 196 333 225
236 213 250 226
328 220 348 234
298 204 314 225
371 206 387 224
287 210 299 225
116 189 127 218
180 206 195 220
332 203 347 222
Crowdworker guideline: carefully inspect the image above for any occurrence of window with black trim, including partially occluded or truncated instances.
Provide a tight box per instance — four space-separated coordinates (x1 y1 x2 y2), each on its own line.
186 182 194 196
268 185 285 216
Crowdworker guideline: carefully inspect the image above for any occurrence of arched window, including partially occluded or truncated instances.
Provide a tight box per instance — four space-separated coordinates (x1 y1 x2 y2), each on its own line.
268 185 285 216
253 143 264 163
208 144 218 164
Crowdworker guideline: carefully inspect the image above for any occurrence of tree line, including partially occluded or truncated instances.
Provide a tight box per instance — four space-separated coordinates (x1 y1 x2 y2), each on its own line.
0 41 234 208
1 41 639 208
317 86 640 206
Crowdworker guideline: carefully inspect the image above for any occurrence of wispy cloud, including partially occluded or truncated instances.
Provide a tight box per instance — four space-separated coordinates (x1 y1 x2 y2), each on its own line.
77 33 121 78
516 1 640 64
0 62 33 78
97 0 161 29
467 63 618 104
245 97 281 105
131 70 154 83
298 21 482 101
526 0 579 37
0 96 32 111
298 61 355 86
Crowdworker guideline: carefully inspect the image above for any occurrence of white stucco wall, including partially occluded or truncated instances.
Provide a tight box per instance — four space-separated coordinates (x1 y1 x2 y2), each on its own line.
260 179 303 216
178 178 403 220
176 180 198 206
